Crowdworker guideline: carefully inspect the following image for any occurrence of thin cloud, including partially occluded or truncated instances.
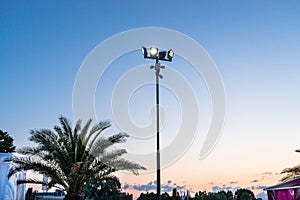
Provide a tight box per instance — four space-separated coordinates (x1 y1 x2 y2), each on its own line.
245 185 268 191
212 185 233 192
255 185 267 190
259 171 277 181
123 183 130 190
264 172 272 175
211 184 267 193
132 181 156 192
123 180 186 193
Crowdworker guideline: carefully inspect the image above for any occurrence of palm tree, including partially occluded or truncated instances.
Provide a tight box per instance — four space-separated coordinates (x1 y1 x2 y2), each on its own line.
280 149 300 182
8 116 145 200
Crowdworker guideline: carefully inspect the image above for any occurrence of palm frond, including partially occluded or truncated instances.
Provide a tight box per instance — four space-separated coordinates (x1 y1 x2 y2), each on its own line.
108 132 129 144
9 156 67 188
78 119 92 143
281 165 300 174
74 120 82 137
88 137 113 157
17 178 45 185
59 116 73 147
86 121 111 150
17 146 44 156
280 164 300 182
106 158 146 175
100 149 128 164
28 129 57 148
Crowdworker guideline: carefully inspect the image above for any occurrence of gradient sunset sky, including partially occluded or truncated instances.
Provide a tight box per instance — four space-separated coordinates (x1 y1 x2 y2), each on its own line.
1 1 300 199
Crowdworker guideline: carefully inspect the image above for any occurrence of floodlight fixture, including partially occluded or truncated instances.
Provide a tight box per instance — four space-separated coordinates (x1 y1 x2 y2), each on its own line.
142 47 174 62
168 49 174 61
142 46 148 58
150 47 158 58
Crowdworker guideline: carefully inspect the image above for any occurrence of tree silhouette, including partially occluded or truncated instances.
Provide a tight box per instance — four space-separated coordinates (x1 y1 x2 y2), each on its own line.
0 129 16 153
234 189 255 200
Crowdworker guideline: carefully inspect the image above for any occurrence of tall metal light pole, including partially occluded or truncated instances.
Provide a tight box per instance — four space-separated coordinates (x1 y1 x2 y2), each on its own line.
141 46 174 200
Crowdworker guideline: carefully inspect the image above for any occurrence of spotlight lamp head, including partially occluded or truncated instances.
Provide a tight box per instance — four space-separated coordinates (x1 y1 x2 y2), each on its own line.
150 47 158 58
168 49 174 61
142 46 148 58
158 51 167 60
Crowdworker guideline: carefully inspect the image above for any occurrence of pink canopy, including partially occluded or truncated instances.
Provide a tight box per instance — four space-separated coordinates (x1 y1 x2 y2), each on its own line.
265 177 300 200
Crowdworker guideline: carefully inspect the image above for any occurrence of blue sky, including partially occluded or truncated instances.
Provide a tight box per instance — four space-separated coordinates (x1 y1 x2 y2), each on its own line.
1 1 300 199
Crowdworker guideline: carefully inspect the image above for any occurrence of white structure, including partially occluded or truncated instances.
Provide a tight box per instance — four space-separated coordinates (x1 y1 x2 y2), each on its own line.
0 153 26 200
35 190 65 200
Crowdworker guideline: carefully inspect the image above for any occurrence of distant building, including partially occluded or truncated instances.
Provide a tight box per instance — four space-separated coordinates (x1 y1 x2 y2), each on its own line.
0 153 26 200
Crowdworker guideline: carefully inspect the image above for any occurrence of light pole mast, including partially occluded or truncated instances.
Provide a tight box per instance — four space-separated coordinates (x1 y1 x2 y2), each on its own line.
141 47 174 200
154 58 163 200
